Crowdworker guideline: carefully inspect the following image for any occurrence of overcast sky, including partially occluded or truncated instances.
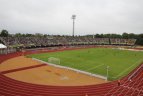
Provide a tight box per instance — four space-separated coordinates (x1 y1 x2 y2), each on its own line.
0 0 143 35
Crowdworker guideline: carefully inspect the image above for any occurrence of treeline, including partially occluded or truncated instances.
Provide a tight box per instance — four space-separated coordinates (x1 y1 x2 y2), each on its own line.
0 30 48 37
86 33 143 45
0 29 143 45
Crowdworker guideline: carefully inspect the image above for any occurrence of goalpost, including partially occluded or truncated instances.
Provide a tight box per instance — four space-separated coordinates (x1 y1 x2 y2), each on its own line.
48 57 60 65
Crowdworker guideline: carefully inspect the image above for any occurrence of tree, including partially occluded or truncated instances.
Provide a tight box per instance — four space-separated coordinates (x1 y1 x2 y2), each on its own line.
136 34 143 45
0 30 9 37
35 33 43 37
15 33 22 37
95 34 103 38
138 34 143 38
25 33 33 37
122 32 129 39
128 33 137 39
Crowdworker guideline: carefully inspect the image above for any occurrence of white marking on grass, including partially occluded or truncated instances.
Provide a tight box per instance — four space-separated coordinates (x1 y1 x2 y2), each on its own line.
112 58 143 79
32 58 107 80
85 63 105 71
61 56 105 69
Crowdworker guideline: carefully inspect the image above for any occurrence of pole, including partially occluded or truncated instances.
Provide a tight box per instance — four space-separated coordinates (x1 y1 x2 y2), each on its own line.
93 34 94 39
106 66 109 81
73 18 75 37
72 15 76 37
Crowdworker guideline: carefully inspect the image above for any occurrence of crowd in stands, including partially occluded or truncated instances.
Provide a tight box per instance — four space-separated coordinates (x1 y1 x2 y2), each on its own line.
0 36 136 48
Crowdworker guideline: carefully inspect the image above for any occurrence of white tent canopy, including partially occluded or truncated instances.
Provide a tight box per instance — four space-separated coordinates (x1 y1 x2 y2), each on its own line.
0 43 7 49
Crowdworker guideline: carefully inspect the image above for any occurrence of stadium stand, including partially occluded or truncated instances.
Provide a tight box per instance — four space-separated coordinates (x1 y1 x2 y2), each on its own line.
0 36 136 48
0 48 142 96
0 36 137 55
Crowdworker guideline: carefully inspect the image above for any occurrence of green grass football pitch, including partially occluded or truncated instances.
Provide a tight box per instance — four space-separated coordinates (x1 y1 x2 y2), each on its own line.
28 48 143 80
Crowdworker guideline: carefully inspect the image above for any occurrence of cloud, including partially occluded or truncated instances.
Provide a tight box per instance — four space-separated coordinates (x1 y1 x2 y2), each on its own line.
0 0 143 35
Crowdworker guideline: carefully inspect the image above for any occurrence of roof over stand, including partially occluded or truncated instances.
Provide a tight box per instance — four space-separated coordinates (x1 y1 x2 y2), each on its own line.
0 43 7 49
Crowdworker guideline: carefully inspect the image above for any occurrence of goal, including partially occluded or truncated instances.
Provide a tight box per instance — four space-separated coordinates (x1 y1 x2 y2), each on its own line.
48 57 60 64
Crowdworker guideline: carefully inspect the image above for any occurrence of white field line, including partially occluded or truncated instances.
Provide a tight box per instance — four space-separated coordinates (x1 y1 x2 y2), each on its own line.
57 56 105 69
112 58 143 79
57 56 106 74
72 63 106 81
85 63 105 71
32 58 107 80
49 56 106 75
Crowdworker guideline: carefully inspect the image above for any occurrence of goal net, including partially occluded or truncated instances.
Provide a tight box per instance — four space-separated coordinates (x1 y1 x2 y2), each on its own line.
48 57 60 64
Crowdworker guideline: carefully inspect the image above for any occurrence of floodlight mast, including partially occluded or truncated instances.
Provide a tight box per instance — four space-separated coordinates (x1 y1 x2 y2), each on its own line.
72 15 76 37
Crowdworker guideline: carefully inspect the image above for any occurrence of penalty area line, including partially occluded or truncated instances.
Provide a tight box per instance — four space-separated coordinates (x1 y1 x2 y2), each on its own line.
85 63 105 72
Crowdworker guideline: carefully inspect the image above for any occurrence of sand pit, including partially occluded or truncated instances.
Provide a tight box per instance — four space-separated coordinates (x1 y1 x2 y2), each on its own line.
0 56 107 86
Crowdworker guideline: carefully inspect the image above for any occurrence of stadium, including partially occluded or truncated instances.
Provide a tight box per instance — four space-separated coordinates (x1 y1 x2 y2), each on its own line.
0 0 143 95
0 35 143 96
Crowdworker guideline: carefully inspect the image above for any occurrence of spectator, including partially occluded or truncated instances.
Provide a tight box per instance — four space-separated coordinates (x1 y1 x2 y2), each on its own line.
118 80 121 86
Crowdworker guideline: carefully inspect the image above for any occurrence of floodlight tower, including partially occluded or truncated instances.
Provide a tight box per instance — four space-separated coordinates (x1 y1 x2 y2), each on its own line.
72 15 76 37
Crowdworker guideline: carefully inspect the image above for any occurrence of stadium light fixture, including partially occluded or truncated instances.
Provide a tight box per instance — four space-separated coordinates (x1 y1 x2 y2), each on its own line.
72 15 76 37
